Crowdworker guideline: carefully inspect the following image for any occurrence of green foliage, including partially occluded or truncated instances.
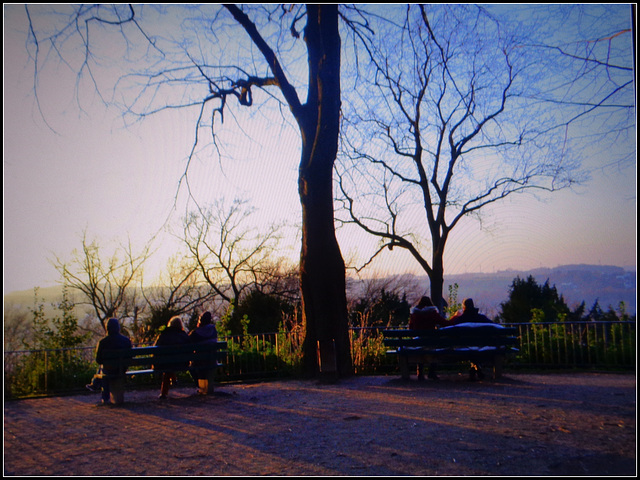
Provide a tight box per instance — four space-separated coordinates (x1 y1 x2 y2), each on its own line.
7 287 94 398
499 275 571 323
445 283 461 318
7 282 634 397
137 305 183 344
582 300 633 322
26 287 91 350
514 320 635 368
215 306 233 339
500 275 635 325
273 329 305 373
350 330 394 374
222 314 304 378
349 289 410 327
216 302 245 336
235 290 297 334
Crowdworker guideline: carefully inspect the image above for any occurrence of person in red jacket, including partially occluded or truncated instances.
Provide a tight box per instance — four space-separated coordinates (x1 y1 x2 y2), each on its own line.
409 296 448 330
409 296 448 380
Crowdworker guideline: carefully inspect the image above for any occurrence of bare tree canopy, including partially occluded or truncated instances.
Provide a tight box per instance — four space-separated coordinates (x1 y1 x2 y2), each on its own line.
336 4 635 309
23 4 357 375
52 231 150 334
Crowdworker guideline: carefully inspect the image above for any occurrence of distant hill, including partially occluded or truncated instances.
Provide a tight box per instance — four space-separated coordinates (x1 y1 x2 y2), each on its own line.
4 264 636 318
439 264 636 317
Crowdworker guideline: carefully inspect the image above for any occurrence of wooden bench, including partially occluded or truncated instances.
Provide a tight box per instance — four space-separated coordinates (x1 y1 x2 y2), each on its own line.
383 323 519 380
96 341 227 403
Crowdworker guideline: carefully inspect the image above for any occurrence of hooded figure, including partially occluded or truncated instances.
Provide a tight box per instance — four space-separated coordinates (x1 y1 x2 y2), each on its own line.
188 311 218 344
188 312 220 393
94 317 132 405
95 318 133 375
450 298 493 325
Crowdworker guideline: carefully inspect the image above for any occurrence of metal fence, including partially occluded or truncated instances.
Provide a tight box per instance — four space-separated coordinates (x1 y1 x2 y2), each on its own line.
505 321 636 369
4 321 635 398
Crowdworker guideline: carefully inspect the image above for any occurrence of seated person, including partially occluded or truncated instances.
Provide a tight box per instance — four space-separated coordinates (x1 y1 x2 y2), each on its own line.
409 296 447 380
450 298 494 325
154 316 190 400
409 296 448 330
188 311 219 395
95 317 132 406
449 298 494 380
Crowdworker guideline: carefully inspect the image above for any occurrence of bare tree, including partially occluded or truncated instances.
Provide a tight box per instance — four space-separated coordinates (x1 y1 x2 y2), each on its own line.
23 4 372 375
221 5 353 374
138 255 214 342
52 231 150 335
182 198 288 334
346 273 421 328
336 5 634 310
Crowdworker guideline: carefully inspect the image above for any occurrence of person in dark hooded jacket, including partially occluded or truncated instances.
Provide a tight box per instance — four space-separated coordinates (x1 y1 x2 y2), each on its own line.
154 316 189 399
188 311 219 394
95 317 132 405
449 298 493 325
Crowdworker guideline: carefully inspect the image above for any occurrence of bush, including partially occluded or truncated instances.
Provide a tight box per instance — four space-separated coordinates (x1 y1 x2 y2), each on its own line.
6 287 96 398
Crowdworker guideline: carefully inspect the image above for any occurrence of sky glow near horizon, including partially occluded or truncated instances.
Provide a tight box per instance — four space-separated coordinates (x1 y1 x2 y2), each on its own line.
3 4 637 296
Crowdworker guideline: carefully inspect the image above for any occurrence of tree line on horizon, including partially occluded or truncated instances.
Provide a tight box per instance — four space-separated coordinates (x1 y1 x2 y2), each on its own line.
4 261 634 354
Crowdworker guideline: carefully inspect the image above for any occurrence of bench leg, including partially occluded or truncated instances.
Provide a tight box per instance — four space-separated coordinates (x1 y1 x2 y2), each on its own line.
492 356 504 379
399 356 410 380
160 373 178 397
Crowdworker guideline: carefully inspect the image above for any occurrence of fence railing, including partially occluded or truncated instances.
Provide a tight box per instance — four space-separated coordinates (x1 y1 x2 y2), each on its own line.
4 321 635 398
505 321 636 369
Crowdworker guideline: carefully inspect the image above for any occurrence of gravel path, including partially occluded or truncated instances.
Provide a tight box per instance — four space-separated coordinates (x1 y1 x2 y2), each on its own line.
4 372 636 476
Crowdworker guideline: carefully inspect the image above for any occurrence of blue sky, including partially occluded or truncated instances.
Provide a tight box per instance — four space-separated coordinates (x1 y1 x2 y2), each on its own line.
3 4 636 295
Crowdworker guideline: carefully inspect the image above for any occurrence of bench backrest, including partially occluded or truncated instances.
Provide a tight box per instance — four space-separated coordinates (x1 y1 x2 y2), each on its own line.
383 324 519 349
100 341 227 371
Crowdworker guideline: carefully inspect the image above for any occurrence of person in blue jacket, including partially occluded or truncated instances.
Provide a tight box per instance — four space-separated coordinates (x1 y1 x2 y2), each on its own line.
188 311 219 395
450 298 494 325
95 317 132 405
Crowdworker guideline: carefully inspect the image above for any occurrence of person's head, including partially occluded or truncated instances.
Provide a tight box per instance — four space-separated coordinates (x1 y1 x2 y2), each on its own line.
417 296 434 308
106 317 120 334
462 298 476 311
168 316 183 330
198 311 212 326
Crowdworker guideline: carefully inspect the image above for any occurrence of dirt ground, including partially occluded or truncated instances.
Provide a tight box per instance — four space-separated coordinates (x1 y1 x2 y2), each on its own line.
3 372 636 476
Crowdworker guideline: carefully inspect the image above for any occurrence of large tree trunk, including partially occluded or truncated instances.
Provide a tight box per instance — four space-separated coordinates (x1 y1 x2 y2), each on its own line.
429 256 445 314
297 5 351 377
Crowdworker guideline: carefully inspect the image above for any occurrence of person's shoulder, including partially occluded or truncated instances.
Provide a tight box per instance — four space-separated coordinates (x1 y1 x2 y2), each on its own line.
117 332 132 344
